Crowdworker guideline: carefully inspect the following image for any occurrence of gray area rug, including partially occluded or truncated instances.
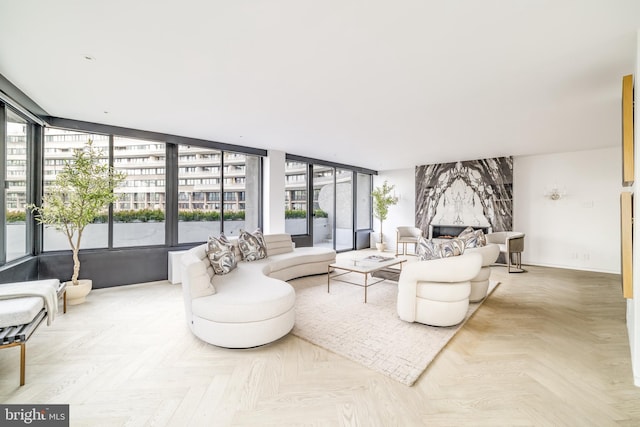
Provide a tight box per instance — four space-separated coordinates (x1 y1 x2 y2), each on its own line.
290 275 499 386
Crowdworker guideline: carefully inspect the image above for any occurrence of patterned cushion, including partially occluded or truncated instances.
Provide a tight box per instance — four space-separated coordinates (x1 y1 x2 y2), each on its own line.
417 237 440 261
439 238 466 257
206 234 237 275
238 228 267 261
458 226 487 248
417 236 465 261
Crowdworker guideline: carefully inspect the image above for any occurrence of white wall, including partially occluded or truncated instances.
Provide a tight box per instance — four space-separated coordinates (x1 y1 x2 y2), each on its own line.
514 148 621 273
372 169 415 250
378 149 621 273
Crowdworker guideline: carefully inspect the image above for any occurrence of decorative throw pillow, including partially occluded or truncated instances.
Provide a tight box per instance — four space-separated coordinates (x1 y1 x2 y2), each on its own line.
439 238 466 257
238 228 267 261
458 226 478 248
474 229 487 247
206 233 237 275
458 226 487 248
417 236 465 261
417 236 440 261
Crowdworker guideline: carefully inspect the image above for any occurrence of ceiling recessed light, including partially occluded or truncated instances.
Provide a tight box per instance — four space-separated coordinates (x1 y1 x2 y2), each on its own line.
82 54 96 61
103 111 109 114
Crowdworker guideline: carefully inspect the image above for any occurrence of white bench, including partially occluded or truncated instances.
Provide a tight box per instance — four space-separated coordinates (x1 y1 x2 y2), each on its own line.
0 279 66 386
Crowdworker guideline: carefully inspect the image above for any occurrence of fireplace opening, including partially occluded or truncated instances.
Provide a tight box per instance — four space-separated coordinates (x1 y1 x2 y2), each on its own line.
429 224 492 239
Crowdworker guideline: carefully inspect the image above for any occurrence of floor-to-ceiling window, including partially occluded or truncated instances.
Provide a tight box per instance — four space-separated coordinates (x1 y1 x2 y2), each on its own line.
313 164 334 248
335 168 353 251
113 136 166 247
5 109 29 261
177 145 222 243
42 128 110 251
224 152 261 234
177 147 261 243
355 172 372 250
285 156 374 252
284 161 308 236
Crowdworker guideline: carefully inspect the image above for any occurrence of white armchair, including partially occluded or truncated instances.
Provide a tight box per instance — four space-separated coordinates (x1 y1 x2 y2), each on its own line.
485 231 525 273
465 244 500 302
397 252 482 327
396 226 423 256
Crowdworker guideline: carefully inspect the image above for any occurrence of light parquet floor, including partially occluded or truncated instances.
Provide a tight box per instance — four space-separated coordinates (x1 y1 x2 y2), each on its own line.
0 264 639 426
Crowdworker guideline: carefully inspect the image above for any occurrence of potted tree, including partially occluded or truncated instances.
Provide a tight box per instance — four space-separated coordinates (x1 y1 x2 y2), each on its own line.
29 140 125 305
371 180 398 252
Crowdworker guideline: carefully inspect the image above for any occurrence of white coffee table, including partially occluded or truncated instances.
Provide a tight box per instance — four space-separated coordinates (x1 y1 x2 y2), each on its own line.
327 254 407 303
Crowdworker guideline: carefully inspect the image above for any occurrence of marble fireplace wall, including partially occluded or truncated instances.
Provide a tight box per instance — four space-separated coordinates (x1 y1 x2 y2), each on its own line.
415 156 513 235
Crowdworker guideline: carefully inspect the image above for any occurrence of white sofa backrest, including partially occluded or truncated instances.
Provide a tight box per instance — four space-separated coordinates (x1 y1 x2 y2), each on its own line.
181 233 296 303
263 233 294 256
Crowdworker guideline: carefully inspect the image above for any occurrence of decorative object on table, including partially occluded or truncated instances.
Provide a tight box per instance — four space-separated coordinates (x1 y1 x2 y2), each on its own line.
371 180 398 252
28 140 126 304
363 255 395 262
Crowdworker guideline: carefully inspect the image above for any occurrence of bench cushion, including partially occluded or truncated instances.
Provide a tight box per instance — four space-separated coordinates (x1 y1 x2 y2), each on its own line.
0 279 61 327
0 297 43 328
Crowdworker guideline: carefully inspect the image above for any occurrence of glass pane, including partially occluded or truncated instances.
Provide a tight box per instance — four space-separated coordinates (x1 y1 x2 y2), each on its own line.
335 168 353 251
42 129 109 251
5 110 28 261
223 152 260 237
313 165 334 248
285 161 308 235
113 136 166 247
178 145 221 243
356 173 372 230
235 154 262 236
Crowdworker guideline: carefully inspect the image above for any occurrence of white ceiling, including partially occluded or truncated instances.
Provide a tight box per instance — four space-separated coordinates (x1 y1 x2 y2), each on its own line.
1 1 639 171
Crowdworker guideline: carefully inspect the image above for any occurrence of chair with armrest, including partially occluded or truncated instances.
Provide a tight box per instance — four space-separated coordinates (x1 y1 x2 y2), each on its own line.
485 231 525 273
396 226 423 256
397 252 482 327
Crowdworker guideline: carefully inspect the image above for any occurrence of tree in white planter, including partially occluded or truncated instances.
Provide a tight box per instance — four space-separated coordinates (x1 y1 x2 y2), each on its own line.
371 180 398 251
29 140 125 289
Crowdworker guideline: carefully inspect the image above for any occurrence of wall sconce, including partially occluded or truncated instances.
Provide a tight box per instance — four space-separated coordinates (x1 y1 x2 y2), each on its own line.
544 186 566 201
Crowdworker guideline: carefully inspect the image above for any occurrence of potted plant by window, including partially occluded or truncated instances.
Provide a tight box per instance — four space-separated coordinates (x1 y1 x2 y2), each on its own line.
28 140 125 305
371 180 398 252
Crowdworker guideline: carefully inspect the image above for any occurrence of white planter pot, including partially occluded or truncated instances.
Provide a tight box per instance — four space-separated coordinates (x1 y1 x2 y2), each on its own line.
65 279 92 305
376 242 386 252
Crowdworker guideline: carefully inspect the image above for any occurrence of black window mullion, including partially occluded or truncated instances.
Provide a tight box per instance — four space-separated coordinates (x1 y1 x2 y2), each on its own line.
25 122 40 256
166 143 178 246
220 152 225 233
0 104 6 264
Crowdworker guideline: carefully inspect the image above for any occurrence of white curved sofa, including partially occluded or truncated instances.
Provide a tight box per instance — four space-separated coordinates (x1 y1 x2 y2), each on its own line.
397 252 482 327
180 233 335 348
